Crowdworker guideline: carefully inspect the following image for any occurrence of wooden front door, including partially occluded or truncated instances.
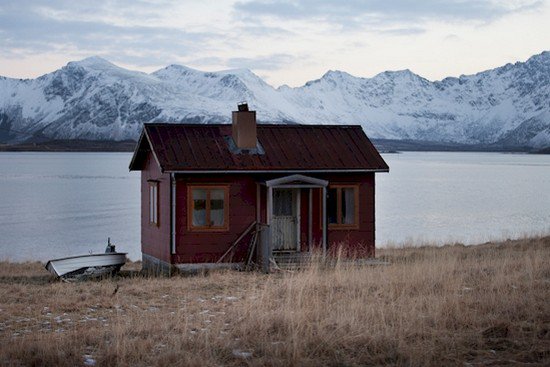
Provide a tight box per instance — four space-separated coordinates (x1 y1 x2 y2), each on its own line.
272 188 299 251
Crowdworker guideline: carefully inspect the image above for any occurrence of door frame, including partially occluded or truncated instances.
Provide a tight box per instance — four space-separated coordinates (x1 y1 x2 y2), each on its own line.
271 188 300 252
264 174 328 254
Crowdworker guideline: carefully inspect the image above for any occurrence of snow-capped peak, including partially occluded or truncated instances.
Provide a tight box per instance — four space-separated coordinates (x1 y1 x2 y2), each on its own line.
67 56 118 71
321 70 355 79
217 67 255 76
152 64 201 78
217 68 271 87
0 51 549 148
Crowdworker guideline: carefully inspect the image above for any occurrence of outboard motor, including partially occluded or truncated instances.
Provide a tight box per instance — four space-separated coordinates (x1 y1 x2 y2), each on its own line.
105 237 116 253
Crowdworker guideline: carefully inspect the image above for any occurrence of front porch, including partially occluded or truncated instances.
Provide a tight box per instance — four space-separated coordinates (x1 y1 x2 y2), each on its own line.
213 172 373 272
214 174 330 273
260 174 328 256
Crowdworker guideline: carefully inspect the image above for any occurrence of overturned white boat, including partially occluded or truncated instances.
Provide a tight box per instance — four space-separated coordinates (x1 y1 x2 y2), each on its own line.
45 238 127 280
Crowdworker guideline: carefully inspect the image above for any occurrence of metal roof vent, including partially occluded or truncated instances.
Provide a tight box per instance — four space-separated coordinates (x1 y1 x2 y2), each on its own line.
237 101 249 112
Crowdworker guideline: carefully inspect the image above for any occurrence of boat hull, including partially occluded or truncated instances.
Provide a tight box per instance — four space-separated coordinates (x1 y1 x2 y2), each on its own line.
46 253 127 279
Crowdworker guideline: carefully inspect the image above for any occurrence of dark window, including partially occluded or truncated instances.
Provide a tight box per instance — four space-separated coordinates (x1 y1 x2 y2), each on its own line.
341 187 356 225
327 188 338 224
324 185 359 228
273 189 294 216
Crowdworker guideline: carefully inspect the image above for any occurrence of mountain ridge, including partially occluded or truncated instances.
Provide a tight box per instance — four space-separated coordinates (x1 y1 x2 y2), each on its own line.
1 52 549 148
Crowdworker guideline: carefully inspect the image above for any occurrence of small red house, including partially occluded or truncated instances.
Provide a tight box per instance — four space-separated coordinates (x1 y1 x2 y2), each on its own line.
129 104 389 274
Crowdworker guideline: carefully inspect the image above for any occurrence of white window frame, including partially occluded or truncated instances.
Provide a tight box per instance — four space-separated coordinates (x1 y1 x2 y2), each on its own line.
149 181 159 226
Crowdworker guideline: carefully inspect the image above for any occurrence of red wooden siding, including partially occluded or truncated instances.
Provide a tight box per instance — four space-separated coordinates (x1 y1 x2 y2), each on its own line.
168 172 376 263
308 173 376 257
323 173 375 257
141 153 171 263
173 175 257 263
139 149 377 265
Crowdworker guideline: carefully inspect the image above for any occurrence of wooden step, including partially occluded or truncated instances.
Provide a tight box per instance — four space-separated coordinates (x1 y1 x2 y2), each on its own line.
271 252 313 270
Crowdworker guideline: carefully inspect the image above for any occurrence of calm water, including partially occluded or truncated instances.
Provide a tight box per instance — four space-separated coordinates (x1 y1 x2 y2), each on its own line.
0 152 548 261
0 153 140 261
377 152 550 246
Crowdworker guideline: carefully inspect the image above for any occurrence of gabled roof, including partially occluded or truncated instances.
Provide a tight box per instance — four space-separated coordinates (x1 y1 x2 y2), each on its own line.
129 123 389 173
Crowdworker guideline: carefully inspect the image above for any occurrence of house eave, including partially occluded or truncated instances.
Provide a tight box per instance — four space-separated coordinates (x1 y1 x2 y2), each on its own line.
128 130 145 171
128 127 165 172
167 168 389 174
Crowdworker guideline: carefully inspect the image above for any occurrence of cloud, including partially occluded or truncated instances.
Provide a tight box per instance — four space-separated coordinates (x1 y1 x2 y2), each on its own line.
226 53 295 70
239 24 294 37
0 0 300 74
378 27 426 36
234 0 543 25
444 34 460 41
187 54 296 71
0 1 221 67
1 0 548 86
187 56 226 67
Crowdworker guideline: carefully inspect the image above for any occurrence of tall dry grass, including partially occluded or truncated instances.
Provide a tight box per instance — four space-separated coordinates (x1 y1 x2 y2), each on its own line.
1 236 549 366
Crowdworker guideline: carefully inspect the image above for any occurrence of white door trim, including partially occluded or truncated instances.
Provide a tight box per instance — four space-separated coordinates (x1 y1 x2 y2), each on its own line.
271 188 301 252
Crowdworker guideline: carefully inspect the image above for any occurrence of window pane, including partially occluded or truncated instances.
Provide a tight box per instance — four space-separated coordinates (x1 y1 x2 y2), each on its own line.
192 189 207 226
274 189 293 216
341 188 355 224
154 185 158 224
210 189 225 226
327 188 338 224
153 186 157 224
150 185 155 223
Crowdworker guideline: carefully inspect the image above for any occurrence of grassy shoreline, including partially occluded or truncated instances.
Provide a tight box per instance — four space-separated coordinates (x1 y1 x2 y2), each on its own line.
1 236 549 366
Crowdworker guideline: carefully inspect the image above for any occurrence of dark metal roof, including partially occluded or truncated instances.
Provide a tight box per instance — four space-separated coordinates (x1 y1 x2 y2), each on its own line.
129 123 389 172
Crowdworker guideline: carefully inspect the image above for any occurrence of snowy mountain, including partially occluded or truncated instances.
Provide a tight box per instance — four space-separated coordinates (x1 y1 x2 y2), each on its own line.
1 52 549 148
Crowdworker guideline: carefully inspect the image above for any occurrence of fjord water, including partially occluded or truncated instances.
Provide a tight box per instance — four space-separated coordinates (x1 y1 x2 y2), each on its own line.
377 152 550 246
0 152 549 262
0 153 140 261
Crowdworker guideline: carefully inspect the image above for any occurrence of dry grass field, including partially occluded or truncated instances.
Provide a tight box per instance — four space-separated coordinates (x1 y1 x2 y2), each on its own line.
1 236 549 366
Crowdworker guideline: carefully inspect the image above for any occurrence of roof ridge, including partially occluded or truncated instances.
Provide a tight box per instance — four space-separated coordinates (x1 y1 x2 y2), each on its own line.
258 124 362 128
144 122 363 129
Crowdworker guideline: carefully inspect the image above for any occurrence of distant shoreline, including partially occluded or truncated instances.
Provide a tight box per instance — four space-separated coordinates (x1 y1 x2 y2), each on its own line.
0 138 548 154
0 139 138 152
372 139 550 154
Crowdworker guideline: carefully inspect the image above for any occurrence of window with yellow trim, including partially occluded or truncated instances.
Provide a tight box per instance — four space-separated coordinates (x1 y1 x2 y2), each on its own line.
188 186 229 231
327 185 359 228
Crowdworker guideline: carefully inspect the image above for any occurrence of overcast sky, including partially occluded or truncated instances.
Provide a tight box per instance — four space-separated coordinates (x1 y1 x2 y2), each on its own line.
0 0 549 87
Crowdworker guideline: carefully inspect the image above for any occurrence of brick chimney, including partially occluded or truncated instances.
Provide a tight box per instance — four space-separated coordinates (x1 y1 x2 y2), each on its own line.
232 102 257 149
